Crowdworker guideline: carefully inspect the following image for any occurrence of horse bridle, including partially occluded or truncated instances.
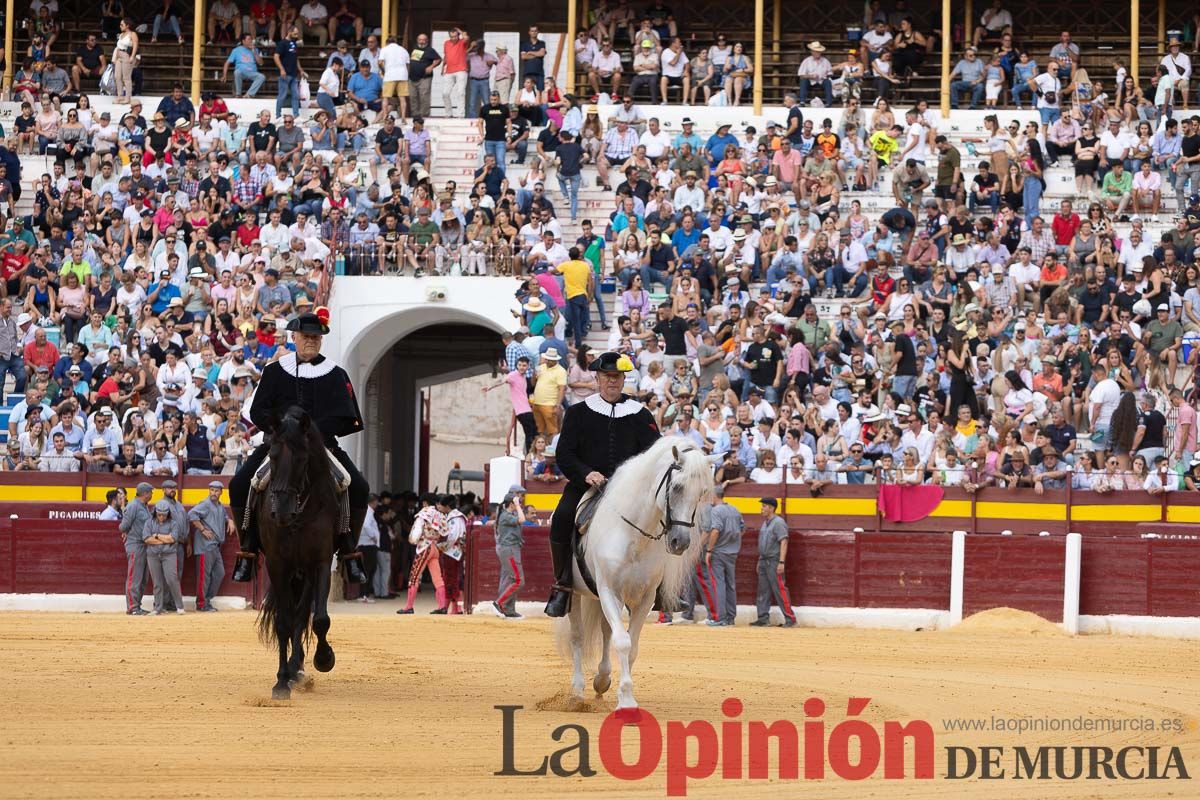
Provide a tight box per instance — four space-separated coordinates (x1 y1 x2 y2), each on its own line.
621 452 698 541
268 439 311 522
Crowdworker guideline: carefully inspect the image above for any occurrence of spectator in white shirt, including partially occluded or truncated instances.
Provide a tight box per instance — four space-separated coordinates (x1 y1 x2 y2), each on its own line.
379 36 410 119
588 40 624 98
1099 118 1133 179
1160 40 1191 102
860 20 893 70
39 433 80 472
638 117 673 160
659 38 690 104
973 1 1013 47
143 437 180 476
574 30 599 70
797 41 833 107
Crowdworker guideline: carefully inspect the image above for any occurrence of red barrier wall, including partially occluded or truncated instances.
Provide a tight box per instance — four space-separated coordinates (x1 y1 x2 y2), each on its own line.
0 518 252 602
962 535 1067 622
465 526 951 612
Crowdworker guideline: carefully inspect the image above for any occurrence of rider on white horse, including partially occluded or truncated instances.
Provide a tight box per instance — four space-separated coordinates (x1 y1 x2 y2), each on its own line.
545 351 660 617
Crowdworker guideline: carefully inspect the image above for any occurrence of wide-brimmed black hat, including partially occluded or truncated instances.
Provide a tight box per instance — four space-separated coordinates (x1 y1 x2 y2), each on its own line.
286 308 330 335
588 352 635 373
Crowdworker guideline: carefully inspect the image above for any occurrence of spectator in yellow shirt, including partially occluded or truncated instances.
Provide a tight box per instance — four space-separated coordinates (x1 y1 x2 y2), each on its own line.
867 124 902 187
554 249 595 348
531 347 568 435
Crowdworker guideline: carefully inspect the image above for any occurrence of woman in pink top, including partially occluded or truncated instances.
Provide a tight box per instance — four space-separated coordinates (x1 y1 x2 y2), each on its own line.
483 353 536 453
786 326 812 395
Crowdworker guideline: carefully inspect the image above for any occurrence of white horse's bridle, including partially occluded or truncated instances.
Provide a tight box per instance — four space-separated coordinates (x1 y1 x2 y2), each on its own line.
620 447 698 541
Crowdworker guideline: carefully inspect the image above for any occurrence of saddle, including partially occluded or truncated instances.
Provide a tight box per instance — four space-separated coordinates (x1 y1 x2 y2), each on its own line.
245 448 353 534
571 486 604 597
570 483 676 613
250 448 353 494
574 486 604 536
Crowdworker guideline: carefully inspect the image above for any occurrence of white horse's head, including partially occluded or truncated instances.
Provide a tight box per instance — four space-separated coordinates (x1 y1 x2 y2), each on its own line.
658 440 714 556
605 436 713 557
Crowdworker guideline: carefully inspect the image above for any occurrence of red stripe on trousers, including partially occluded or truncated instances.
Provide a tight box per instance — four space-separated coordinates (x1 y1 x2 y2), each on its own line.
776 575 796 621
497 557 522 605
126 553 135 612
696 563 717 617
197 554 206 610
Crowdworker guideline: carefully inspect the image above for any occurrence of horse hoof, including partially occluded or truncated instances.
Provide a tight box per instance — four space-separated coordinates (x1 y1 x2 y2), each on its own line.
288 670 307 690
314 645 336 673
272 686 291 701
613 706 642 722
593 675 612 695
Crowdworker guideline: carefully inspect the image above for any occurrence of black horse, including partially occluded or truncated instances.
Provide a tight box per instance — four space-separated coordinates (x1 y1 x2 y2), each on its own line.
257 405 339 700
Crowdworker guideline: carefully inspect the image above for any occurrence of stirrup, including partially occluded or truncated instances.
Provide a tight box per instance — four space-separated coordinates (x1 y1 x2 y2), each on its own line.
544 585 572 618
232 551 257 583
341 551 367 584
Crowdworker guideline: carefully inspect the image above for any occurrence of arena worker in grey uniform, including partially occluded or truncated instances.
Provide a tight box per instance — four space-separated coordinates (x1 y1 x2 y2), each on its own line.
188 480 233 612
493 484 526 619
161 479 189 610
119 482 154 615
705 483 744 626
144 499 186 615
752 496 796 627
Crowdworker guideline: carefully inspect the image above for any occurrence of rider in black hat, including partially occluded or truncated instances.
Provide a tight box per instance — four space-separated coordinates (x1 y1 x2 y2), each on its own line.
228 307 369 583
544 351 660 616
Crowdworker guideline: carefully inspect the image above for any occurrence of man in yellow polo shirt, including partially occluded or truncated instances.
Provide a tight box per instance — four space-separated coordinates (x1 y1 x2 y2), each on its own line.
531 347 567 435
554 246 595 348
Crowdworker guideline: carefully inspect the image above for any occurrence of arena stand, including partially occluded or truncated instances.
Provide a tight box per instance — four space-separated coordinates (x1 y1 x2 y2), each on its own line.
4 3 1200 634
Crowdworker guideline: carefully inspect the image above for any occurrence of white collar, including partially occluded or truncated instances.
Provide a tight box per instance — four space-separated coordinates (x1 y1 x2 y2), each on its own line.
585 392 643 419
278 352 337 379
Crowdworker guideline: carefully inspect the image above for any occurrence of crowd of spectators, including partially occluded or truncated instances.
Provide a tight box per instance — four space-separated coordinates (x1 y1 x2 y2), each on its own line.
3 4 1200 496
481 75 1200 497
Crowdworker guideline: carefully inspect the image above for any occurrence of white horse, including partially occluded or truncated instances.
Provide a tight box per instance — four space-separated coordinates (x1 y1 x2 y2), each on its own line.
553 437 713 711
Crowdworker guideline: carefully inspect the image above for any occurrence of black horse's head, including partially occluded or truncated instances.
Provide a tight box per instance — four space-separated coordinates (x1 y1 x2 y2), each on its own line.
267 406 321 528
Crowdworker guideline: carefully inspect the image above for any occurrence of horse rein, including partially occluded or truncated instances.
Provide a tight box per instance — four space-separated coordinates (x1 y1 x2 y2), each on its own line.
268 443 312 522
621 452 698 542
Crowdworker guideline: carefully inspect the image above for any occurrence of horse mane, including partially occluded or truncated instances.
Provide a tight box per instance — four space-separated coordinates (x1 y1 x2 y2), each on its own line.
600 436 713 604
270 406 337 502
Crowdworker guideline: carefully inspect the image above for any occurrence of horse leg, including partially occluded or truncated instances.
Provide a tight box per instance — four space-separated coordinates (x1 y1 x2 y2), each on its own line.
287 617 306 687
593 609 613 696
313 562 336 673
567 598 585 700
272 612 292 700
597 585 637 710
625 590 656 690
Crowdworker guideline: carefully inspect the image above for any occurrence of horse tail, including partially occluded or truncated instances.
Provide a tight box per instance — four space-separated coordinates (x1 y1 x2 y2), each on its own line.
257 585 280 646
257 570 315 646
553 595 607 665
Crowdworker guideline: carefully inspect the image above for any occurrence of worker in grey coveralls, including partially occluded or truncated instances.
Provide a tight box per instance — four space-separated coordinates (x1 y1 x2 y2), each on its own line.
161 479 189 581
752 497 796 628
144 499 186 614
188 481 233 612
704 484 744 627
492 484 526 618
119 482 154 615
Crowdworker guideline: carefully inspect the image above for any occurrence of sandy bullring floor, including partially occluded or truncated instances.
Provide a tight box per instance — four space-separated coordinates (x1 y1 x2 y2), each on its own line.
1 608 1197 798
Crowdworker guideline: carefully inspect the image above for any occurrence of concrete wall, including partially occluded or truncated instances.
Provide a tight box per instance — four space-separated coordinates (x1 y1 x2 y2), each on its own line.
327 276 523 482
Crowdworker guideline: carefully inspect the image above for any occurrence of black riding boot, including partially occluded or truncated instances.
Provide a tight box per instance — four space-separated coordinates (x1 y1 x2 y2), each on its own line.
544 537 574 617
340 506 369 584
231 505 257 582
